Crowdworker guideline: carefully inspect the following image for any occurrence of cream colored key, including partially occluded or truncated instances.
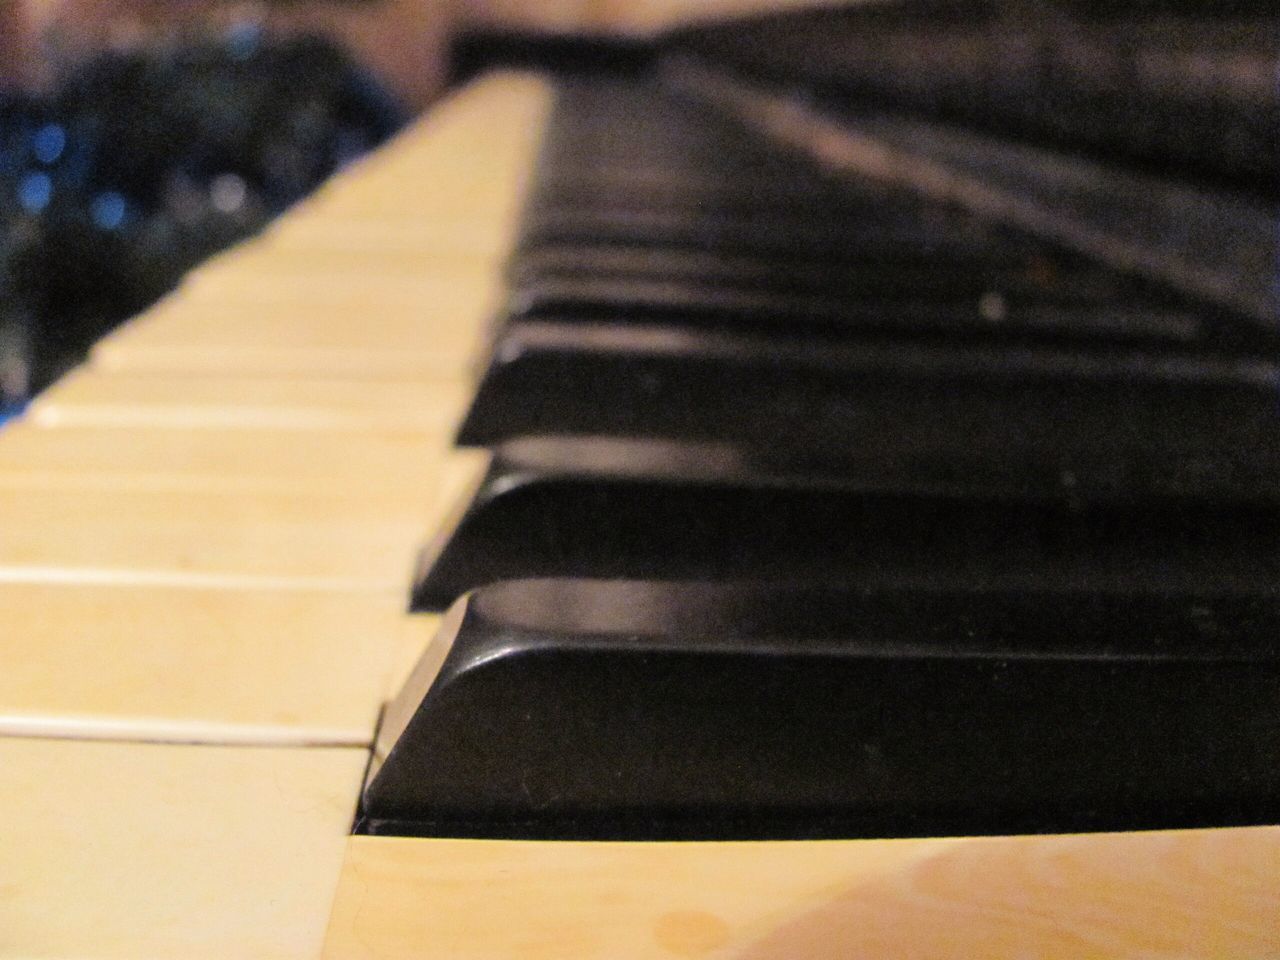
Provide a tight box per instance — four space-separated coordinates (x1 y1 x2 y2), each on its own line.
130 281 496 332
0 69 554 960
0 423 447 499
0 738 366 959
323 829 1280 960
309 72 548 220
191 234 493 281
0 583 408 745
178 265 497 306
386 613 443 702
90 264 500 379
92 336 480 381
30 368 470 433
0 485 426 591
260 215 515 261
269 208 520 262
153 268 499 344
93 308 489 380
285 74 548 257
292 161 528 227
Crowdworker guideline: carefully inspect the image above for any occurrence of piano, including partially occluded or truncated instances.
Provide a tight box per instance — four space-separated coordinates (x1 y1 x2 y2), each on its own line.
0 2 1277 956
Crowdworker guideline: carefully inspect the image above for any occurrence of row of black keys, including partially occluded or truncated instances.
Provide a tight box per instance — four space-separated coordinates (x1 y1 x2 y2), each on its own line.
358 81 1280 841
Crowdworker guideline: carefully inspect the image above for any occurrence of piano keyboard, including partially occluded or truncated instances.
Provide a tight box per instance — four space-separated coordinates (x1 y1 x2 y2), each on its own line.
1 67 1277 959
0 72 544 958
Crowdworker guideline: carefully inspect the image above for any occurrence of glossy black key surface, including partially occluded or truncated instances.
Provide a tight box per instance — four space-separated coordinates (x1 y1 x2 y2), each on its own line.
410 436 1280 611
516 204 1033 264
393 69 1280 844
526 176 862 217
366 579 1280 840
675 5 1279 194
520 78 1278 346
508 244 1144 307
455 320 1280 456
519 206 955 259
505 275 1209 347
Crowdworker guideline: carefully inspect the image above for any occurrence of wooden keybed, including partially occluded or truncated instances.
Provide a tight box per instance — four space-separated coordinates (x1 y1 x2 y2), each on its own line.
0 72 1276 959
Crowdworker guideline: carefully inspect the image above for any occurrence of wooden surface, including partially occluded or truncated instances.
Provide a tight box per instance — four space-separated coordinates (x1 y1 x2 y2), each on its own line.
324 831 1280 960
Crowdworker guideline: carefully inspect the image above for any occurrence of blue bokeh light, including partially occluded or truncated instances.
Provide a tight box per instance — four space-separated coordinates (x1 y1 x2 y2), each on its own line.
226 21 262 61
90 191 128 230
17 172 52 213
32 124 67 165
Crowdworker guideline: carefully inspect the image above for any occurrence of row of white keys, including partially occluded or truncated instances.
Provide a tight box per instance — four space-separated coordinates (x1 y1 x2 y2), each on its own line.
0 71 550 960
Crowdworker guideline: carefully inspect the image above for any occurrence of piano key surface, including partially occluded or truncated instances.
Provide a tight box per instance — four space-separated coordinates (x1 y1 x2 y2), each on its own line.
0 738 366 960
30 368 469 434
2 53 1277 960
323 829 1280 960
0 422 449 497
92 303 488 379
0 483 441 590
376 580 1280 838
373 60 1277 949
412 434 1280 609
0 69 550 958
0 584 410 744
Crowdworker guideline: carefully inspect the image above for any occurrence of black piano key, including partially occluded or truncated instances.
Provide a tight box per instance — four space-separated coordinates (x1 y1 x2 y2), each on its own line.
454 320 1280 455
366 579 1280 840
507 243 1141 306
410 436 1280 611
523 155 907 212
512 201 1269 353
504 274 1208 346
517 205 1014 261
680 7 1279 193
526 175 864 217
520 123 1272 351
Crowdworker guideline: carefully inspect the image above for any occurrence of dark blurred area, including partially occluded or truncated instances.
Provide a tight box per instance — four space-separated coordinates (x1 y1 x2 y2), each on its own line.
1 0 1274 415
674 0 1279 199
0 24 405 411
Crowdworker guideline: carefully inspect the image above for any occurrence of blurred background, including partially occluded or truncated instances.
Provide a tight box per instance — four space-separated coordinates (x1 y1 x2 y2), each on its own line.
1 0 1273 416
0 0 823 416
0 1 431 414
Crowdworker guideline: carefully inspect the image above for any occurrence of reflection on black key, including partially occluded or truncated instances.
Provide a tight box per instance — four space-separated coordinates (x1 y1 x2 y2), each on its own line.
505 275 1206 345
391 73 1280 846
519 206 1010 260
366 579 1280 840
410 436 1280 611
455 321 1280 463
507 244 1143 308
